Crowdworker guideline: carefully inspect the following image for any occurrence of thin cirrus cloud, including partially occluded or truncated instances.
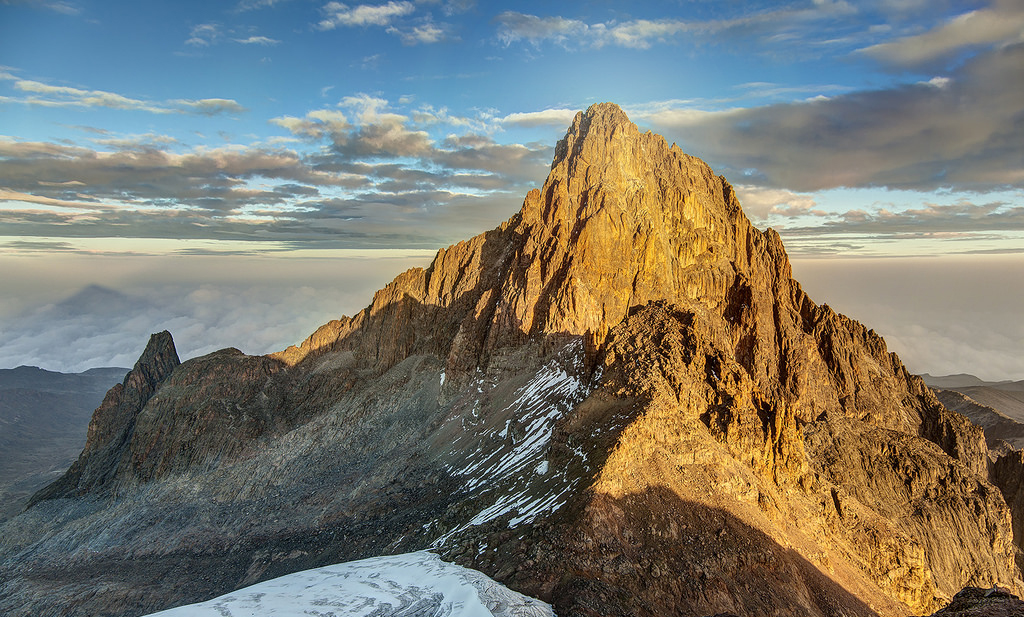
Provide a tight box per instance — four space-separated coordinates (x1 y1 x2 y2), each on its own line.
494 2 863 51
185 23 221 47
2 75 246 116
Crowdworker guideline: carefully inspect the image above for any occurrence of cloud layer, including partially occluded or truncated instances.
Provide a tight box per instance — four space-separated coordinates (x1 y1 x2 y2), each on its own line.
0 253 432 372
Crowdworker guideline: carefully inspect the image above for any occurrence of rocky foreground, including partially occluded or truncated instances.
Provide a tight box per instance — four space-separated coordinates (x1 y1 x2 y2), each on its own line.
3 103 1024 617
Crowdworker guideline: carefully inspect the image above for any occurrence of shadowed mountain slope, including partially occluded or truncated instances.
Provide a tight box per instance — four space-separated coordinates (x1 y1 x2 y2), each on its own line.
1 104 1020 617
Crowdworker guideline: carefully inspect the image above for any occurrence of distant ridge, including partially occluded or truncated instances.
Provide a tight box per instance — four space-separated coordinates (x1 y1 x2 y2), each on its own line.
921 373 1022 390
0 365 128 520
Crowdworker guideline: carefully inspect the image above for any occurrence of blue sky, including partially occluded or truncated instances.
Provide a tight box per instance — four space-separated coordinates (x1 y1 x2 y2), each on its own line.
1 0 1023 378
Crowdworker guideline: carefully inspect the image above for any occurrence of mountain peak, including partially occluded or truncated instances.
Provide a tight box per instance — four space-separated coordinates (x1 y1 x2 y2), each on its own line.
552 102 637 167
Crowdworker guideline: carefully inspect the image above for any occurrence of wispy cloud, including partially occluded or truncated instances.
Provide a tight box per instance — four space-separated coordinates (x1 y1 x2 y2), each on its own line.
733 186 825 220
859 0 1024 66
500 108 580 128
387 22 446 45
494 2 861 51
315 1 448 44
234 0 289 11
317 1 415 29
234 35 281 45
2 0 81 15
1 74 246 116
185 23 221 47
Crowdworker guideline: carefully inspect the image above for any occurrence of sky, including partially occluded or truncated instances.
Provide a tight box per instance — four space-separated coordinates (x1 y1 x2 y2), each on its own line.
0 0 1022 379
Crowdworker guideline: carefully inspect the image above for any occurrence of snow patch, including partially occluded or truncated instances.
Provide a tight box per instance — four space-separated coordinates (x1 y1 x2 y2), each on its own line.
143 551 553 617
436 339 593 542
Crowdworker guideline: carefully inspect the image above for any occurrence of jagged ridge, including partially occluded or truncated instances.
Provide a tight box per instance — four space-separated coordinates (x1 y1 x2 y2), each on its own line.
5 103 1022 617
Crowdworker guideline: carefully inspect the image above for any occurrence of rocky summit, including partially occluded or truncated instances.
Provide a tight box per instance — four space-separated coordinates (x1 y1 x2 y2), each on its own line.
2 103 1023 617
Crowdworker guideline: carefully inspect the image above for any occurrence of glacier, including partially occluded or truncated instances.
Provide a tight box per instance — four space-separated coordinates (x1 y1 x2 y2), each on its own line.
144 550 554 617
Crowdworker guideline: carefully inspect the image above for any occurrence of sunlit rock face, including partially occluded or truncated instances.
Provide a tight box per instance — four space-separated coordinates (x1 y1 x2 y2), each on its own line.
2 103 1020 617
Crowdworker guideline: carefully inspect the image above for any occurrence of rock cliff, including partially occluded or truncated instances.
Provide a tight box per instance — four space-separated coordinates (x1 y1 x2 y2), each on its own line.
28 331 179 503
3 104 1021 617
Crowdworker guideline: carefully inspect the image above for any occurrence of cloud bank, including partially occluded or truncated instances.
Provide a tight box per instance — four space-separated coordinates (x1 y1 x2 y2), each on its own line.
642 43 1024 192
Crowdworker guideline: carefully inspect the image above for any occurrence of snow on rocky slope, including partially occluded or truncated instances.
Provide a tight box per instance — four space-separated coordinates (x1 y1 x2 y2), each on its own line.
145 550 553 617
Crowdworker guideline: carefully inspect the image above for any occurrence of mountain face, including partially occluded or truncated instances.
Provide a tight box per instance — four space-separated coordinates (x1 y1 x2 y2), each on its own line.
1 103 1021 617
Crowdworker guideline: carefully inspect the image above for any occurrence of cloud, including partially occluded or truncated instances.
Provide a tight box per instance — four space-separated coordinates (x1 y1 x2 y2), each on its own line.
173 98 248 116
791 255 1024 381
234 35 281 45
1 94 553 250
732 186 823 220
0 137 365 218
795 200 1024 237
386 22 446 45
0 254 433 372
317 1 415 29
1 0 81 14
273 97 550 181
186 23 221 47
859 0 1024 67
642 43 1024 192
494 3 862 51
3 76 246 116
494 12 588 47
500 108 580 128
235 0 289 11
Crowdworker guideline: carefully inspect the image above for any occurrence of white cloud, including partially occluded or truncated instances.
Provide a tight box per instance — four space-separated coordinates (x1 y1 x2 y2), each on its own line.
386 22 445 45
318 1 415 30
500 108 580 128
732 186 822 220
234 35 281 45
495 12 588 47
6 77 245 116
494 3 862 51
173 98 248 116
235 0 288 11
601 19 693 49
186 23 221 47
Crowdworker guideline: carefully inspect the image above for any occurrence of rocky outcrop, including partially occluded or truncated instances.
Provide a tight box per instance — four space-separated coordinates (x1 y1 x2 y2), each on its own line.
934 389 1024 450
29 331 179 503
991 450 1024 558
3 104 1021 617
923 586 1024 616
